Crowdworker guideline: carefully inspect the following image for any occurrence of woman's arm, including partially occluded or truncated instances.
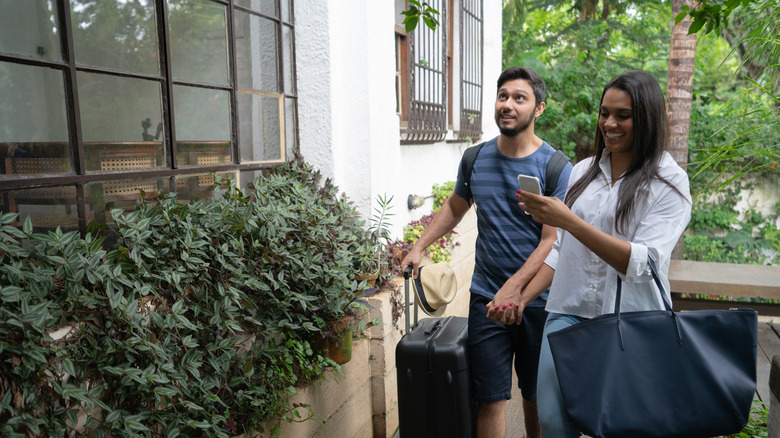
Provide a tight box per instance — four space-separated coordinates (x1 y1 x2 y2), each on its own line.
517 190 631 274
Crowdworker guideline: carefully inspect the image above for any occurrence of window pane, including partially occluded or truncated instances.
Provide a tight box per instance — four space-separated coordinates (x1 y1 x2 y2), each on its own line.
2 185 79 232
86 177 163 222
0 62 72 178
237 92 281 162
282 24 294 94
285 96 296 159
0 0 62 61
174 171 234 202
235 0 276 17
77 71 165 173
173 85 231 166
70 0 160 75
167 0 229 85
281 0 291 22
238 169 268 190
234 10 278 92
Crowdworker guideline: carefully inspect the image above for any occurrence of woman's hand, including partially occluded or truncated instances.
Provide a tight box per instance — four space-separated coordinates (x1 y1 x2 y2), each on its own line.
485 285 524 325
516 190 574 230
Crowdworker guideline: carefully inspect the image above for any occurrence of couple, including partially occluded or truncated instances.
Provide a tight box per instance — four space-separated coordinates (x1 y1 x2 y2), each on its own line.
401 67 691 437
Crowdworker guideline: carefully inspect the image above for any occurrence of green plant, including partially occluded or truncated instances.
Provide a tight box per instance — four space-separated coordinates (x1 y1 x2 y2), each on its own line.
684 181 779 266
402 212 459 264
362 194 394 275
400 0 440 32
723 400 768 437
431 181 455 212
0 157 373 436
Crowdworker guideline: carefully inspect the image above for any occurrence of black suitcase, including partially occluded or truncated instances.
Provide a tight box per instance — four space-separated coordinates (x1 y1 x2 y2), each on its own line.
395 267 476 438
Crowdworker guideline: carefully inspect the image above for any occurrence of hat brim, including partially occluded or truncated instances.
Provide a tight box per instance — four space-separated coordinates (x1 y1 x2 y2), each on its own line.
411 258 456 317
413 274 447 317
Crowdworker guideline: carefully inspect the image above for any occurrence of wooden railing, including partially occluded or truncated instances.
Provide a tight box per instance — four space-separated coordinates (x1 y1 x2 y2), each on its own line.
669 260 780 315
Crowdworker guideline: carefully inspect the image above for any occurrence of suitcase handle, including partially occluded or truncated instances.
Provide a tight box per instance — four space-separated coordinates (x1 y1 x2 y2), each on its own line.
424 319 443 336
403 264 416 334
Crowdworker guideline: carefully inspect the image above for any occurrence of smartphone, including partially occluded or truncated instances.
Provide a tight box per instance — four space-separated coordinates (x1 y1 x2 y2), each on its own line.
517 174 542 195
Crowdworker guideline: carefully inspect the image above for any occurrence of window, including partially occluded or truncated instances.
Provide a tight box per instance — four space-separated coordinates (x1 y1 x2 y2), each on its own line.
0 0 297 234
456 0 483 141
396 0 483 144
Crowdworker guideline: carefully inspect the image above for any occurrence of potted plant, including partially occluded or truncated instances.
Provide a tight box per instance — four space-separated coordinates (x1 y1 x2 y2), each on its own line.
355 194 394 287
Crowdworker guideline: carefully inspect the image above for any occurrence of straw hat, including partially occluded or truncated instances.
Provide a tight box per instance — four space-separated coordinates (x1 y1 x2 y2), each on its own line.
412 257 458 316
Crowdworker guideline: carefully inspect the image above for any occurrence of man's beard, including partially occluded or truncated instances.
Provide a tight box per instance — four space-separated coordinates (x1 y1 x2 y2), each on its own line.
496 110 535 137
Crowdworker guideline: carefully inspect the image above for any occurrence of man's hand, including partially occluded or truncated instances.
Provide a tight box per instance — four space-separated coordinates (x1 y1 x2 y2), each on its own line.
400 249 424 279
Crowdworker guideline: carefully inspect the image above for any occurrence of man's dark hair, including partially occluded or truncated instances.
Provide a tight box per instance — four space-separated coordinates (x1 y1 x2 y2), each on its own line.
496 66 546 107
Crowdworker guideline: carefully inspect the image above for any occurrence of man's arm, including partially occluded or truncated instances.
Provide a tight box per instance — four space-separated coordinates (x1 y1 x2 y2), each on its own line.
400 192 471 278
485 224 557 325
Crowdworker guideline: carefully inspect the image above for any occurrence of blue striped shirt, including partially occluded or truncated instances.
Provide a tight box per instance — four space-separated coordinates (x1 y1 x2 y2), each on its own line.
454 137 572 306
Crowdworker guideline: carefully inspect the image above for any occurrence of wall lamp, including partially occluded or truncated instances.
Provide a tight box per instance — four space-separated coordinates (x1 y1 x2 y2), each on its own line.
407 194 433 210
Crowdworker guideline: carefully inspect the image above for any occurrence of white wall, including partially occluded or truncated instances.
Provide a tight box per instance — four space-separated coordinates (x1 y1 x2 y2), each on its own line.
296 0 502 240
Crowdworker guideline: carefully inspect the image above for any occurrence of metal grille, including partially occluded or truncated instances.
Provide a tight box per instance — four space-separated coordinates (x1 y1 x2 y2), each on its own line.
456 0 483 142
401 0 448 144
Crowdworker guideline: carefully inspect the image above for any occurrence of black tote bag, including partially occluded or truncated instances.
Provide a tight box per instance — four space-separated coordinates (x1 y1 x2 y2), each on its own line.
547 258 757 438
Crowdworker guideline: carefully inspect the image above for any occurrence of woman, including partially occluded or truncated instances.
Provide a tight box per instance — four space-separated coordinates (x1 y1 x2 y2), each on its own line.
487 70 692 436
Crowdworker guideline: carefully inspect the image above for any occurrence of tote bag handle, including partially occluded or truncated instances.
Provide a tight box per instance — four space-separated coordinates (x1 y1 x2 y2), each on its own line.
614 257 682 350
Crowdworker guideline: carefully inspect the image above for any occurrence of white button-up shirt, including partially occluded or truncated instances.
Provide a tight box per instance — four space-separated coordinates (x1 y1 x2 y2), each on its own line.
544 151 692 318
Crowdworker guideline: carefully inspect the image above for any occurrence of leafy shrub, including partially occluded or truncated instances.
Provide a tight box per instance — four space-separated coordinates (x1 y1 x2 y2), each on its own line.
402 212 459 264
0 157 371 437
431 181 455 212
724 400 768 438
683 234 751 264
684 181 779 265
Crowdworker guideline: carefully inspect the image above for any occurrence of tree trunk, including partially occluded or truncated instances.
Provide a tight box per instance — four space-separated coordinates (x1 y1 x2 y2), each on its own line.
666 0 698 168
667 0 698 259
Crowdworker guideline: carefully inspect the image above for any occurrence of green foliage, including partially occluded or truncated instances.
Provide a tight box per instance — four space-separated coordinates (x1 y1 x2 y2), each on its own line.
431 181 455 212
683 234 751 263
0 158 372 436
681 0 780 192
723 400 768 437
688 77 780 193
402 212 459 264
675 0 752 36
400 0 440 32
684 183 779 265
504 1 672 160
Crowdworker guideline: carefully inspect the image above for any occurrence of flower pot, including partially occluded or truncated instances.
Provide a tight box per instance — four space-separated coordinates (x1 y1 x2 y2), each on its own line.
391 247 409 264
314 317 353 365
355 272 378 288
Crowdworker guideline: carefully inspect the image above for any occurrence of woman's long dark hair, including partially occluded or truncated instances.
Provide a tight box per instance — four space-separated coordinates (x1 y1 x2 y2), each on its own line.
564 70 684 234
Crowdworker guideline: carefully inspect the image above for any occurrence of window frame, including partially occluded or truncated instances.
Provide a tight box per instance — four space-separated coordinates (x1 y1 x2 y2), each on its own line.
0 0 298 234
397 0 483 145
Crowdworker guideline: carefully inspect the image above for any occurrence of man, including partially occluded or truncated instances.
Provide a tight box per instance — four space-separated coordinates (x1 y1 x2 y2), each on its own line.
401 66 572 438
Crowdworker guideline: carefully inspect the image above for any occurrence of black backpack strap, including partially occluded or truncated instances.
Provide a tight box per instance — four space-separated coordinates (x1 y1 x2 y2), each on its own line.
460 142 485 206
543 149 570 197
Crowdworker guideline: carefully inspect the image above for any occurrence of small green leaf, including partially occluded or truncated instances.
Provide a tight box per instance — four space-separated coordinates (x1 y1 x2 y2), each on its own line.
404 16 419 33
22 216 32 235
688 16 706 34
62 358 76 377
423 16 436 31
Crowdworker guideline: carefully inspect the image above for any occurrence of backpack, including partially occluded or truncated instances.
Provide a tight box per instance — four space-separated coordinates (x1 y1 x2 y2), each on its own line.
460 142 570 206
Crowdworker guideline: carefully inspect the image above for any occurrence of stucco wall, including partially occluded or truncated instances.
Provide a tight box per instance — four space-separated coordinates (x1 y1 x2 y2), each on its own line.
295 0 502 241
